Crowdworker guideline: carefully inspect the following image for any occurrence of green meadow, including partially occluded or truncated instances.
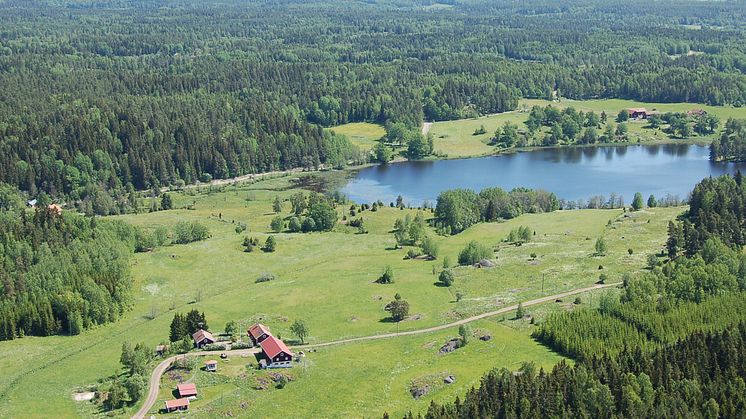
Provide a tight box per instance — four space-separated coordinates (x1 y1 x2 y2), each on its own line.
327 122 386 152
429 99 746 158
0 175 681 418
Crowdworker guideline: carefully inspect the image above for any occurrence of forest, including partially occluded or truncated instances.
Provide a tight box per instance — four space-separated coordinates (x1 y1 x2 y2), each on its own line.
2 0 746 213
0 184 136 340
414 324 746 418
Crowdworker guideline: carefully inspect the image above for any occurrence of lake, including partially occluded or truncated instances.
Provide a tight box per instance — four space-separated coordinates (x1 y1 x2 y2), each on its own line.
341 144 746 206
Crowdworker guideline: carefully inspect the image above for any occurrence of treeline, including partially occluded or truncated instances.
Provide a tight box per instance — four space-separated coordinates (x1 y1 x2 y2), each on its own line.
3 0 746 207
0 192 136 340
434 187 559 234
412 323 746 418
709 119 746 162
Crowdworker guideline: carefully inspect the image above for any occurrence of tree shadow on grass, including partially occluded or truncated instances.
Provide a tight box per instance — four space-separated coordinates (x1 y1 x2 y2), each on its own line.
432 282 449 288
378 317 401 323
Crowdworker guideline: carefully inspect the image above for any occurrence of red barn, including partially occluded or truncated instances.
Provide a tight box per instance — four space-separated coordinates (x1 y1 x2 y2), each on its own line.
247 323 271 345
192 329 215 348
627 108 650 119
259 335 294 368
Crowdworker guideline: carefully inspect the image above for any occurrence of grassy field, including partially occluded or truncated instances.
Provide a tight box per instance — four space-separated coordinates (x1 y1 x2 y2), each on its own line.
327 122 385 152
148 320 563 418
0 176 681 418
430 99 746 158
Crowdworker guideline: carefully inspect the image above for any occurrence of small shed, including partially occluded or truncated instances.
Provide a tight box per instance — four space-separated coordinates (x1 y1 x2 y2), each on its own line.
165 398 189 412
205 360 218 372
176 383 198 399
155 345 167 357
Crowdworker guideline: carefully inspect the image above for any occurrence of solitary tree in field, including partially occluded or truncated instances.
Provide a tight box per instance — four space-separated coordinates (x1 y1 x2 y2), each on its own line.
632 192 644 211
377 265 395 284
439 269 455 287
647 194 657 208
458 324 471 347
264 235 276 252
161 193 173 210
290 320 309 344
595 237 608 256
515 302 525 319
385 294 410 321
273 195 283 213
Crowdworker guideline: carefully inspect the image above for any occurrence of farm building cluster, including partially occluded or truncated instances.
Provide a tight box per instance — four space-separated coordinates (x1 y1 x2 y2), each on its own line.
248 323 295 369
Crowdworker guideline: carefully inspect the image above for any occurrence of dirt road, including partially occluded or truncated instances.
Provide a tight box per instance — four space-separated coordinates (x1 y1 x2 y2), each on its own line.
422 122 432 136
133 282 618 418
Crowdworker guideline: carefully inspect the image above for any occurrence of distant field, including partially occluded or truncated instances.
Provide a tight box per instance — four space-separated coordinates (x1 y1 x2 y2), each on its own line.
327 122 385 151
0 176 681 418
429 99 746 158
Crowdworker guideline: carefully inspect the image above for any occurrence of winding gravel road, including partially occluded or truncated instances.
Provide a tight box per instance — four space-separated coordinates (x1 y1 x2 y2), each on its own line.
133 282 619 418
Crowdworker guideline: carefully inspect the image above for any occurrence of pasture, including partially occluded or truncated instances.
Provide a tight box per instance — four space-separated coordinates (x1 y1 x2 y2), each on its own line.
429 99 746 158
0 175 680 418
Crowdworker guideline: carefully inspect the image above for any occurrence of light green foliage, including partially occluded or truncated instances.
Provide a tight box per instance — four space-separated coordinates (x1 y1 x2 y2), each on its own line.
458 240 492 265
595 237 608 255
173 221 210 244
270 215 284 233
377 265 394 284
290 320 309 344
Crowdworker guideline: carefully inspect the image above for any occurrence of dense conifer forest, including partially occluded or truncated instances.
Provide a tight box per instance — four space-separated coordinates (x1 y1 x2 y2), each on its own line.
0 189 136 340
2 0 746 213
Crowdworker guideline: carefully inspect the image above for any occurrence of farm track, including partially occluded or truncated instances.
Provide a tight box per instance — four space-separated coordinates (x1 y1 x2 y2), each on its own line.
134 281 620 418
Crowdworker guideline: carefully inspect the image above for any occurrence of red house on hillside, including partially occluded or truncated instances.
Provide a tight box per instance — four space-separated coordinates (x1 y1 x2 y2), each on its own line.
248 323 272 345
192 329 215 348
259 335 294 368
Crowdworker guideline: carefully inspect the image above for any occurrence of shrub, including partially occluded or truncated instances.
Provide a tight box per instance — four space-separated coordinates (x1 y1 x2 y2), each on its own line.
301 217 316 232
264 235 276 252
458 240 492 265
288 216 302 232
420 235 439 259
230 342 252 350
256 272 276 283
173 221 210 244
439 269 455 286
235 222 247 234
406 248 421 259
270 216 284 233
203 343 227 351
377 266 394 284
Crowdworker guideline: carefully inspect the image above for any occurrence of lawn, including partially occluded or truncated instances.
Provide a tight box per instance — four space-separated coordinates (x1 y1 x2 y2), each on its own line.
327 122 385 152
429 99 746 158
0 176 680 418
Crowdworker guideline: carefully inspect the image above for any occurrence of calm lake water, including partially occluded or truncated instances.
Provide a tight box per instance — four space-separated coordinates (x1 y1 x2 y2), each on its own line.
341 144 746 206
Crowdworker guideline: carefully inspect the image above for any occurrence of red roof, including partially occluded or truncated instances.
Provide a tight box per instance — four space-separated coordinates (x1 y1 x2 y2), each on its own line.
248 323 271 339
205 360 218 365
165 398 190 409
192 329 214 344
47 204 62 215
177 383 198 397
259 335 293 359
